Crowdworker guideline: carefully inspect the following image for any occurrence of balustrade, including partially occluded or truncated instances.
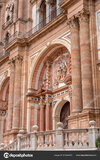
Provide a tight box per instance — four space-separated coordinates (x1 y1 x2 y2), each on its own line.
1 122 100 151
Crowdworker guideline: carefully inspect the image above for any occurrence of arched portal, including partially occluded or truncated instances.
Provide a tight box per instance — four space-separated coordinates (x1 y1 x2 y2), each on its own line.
52 97 70 130
28 43 72 132
60 101 70 129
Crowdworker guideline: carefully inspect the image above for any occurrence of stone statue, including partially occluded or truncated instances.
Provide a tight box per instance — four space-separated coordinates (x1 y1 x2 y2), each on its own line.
5 0 14 22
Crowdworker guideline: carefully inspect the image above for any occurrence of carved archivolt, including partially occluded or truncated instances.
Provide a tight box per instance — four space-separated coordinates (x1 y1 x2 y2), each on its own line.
41 48 71 90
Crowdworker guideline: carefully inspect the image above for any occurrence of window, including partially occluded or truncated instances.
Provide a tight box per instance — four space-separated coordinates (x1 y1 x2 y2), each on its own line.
40 0 46 27
96 10 100 59
51 0 56 20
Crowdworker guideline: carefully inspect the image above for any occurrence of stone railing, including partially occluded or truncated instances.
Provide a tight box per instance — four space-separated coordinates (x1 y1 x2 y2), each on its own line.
1 121 100 151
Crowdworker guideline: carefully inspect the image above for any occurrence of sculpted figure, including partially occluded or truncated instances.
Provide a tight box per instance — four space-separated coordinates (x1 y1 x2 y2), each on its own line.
5 1 14 21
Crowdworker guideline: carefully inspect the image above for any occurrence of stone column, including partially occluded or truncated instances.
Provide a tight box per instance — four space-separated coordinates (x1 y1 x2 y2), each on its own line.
33 104 39 125
40 96 45 131
27 100 31 133
45 98 50 131
69 17 82 114
12 55 23 130
7 59 15 131
18 0 23 19
79 11 93 110
46 0 51 23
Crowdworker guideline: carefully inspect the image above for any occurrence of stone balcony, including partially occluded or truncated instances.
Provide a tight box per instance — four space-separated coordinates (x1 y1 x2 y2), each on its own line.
1 121 100 151
4 7 63 48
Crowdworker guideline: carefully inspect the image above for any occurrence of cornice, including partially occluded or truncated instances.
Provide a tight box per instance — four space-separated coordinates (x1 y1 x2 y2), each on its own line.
60 0 78 10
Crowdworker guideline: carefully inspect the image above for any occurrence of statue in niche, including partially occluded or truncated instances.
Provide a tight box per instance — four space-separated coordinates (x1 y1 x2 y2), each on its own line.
5 0 14 22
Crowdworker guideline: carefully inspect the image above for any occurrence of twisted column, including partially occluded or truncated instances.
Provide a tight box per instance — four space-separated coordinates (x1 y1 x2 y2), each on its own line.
79 10 93 110
7 59 15 131
69 17 82 114
12 55 23 130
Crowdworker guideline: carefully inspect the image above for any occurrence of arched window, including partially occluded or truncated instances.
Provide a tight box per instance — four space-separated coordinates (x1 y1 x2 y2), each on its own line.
51 0 56 20
60 102 70 129
40 0 46 27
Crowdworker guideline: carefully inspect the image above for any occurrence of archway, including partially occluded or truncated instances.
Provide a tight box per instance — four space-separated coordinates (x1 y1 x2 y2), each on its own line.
28 43 71 132
60 101 70 129
52 97 70 130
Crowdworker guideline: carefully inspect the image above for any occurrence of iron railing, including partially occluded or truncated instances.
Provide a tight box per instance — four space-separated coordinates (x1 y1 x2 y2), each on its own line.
4 7 62 46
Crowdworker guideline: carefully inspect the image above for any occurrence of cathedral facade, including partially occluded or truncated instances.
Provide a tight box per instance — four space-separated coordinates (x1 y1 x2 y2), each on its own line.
0 0 100 148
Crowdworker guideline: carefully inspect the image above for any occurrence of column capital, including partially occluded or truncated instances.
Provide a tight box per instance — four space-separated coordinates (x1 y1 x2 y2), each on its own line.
77 9 89 23
14 55 23 64
67 16 79 29
45 101 51 106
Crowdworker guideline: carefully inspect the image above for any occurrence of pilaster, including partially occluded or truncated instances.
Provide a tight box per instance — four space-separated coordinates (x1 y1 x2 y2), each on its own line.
7 59 15 131
12 55 23 130
68 17 82 114
78 10 94 111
